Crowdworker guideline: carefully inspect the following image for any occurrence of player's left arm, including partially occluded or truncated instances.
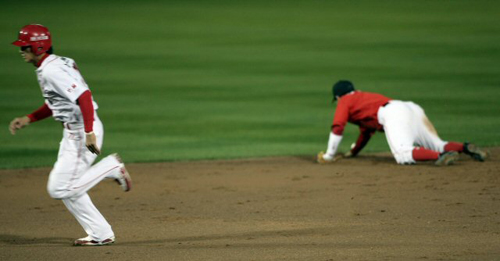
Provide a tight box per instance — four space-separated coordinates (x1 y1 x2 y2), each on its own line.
345 127 375 158
77 90 100 155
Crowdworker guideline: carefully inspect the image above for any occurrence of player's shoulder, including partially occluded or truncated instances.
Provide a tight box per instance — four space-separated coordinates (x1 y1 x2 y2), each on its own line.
338 91 359 103
41 55 75 73
57 55 76 62
357 90 389 99
51 55 76 66
339 91 388 106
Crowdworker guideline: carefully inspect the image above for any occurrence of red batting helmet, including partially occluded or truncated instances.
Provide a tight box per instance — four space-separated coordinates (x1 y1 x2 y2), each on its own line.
12 24 52 56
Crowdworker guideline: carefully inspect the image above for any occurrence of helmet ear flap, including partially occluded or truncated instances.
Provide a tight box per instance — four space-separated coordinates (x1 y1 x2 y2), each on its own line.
31 38 52 55
32 41 49 56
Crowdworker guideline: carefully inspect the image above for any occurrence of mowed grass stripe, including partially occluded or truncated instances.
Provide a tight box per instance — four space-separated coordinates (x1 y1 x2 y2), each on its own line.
0 0 499 168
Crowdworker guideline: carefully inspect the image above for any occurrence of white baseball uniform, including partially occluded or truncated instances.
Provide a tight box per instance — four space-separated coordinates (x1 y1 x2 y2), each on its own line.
36 54 123 241
377 100 447 164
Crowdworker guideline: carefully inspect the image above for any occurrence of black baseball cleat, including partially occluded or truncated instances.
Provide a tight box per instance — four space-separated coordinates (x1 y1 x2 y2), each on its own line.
463 143 489 162
435 151 460 166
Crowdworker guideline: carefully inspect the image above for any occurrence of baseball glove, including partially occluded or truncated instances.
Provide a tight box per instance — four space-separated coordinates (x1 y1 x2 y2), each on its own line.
317 151 344 164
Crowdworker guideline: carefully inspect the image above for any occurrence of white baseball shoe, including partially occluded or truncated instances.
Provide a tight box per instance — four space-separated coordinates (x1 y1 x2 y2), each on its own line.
112 153 132 192
74 236 115 246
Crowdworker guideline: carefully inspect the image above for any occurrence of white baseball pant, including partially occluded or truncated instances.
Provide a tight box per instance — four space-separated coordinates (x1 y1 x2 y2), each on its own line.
377 101 447 164
47 115 122 241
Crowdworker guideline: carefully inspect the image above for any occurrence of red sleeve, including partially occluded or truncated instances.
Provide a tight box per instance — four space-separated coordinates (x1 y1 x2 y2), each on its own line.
27 103 52 122
332 125 344 135
331 99 349 135
350 127 375 156
77 90 94 133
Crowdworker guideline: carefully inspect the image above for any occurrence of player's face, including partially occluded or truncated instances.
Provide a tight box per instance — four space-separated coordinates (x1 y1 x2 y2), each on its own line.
19 46 36 63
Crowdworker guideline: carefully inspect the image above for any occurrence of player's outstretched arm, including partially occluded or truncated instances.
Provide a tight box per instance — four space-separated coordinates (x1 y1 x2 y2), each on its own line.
10 103 53 134
9 116 30 135
317 132 343 164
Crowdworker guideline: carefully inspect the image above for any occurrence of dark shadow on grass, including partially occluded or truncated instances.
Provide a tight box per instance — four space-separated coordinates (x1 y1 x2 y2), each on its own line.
292 155 317 163
355 154 396 164
293 153 395 165
118 227 347 247
0 234 72 246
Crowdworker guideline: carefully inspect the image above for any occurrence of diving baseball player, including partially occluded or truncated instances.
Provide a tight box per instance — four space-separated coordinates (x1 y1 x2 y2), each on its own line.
317 80 488 165
9 24 132 246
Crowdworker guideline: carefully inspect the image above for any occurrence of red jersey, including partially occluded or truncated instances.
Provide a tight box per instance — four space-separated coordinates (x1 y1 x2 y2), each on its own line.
332 91 391 135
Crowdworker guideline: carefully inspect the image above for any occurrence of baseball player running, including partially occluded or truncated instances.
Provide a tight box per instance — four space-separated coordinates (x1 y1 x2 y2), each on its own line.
9 24 132 246
317 80 488 165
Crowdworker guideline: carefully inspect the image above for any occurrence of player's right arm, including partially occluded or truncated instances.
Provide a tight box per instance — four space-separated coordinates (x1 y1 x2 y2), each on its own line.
9 103 52 135
317 99 349 163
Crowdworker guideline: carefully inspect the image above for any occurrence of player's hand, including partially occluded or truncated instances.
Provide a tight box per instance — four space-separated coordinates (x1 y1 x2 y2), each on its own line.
9 116 30 135
344 150 353 158
317 151 343 164
85 132 101 155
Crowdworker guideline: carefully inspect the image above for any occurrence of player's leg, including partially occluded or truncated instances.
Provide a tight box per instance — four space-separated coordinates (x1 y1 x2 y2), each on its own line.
71 116 130 195
47 118 127 199
379 101 458 165
416 119 465 154
46 127 114 243
420 128 488 161
68 154 125 197
62 197 93 236
378 101 417 164
47 128 97 200
410 103 447 153
62 194 114 242
410 103 488 161
47 117 125 244
406 102 459 165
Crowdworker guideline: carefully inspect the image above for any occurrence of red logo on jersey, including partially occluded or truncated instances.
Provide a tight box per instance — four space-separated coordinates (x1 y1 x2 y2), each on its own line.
72 84 77 89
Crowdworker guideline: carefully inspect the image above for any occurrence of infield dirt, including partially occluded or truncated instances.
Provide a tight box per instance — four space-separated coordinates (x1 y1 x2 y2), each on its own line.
1 148 499 261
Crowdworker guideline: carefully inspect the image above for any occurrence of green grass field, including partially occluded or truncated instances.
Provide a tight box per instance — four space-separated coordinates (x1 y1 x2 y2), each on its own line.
1 0 499 169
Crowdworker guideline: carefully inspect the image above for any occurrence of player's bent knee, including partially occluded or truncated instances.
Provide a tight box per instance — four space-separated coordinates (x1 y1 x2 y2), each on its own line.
47 184 76 199
47 187 64 199
392 149 415 165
